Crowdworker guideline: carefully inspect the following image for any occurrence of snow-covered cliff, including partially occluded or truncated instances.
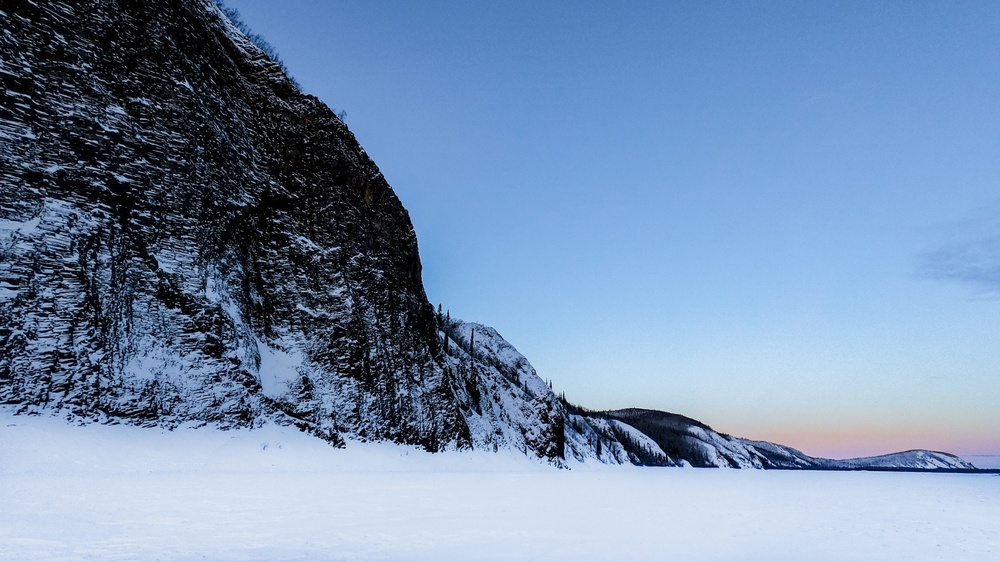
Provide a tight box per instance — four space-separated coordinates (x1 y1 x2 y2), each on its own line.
0 0 568 461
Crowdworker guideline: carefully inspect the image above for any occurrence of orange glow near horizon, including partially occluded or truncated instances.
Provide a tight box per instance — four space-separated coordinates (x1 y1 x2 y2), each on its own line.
744 425 1000 460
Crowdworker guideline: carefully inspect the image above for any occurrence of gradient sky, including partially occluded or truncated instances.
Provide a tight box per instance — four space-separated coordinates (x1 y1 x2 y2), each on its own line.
225 0 1000 458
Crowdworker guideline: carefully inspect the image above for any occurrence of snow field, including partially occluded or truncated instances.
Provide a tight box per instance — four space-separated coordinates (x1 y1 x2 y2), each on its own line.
1 412 998 561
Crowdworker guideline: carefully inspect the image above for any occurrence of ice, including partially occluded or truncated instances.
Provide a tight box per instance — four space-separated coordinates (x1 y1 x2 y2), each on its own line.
2 410 997 562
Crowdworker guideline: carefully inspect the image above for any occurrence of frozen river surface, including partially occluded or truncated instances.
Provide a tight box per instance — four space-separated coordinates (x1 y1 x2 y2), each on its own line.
2 411 998 561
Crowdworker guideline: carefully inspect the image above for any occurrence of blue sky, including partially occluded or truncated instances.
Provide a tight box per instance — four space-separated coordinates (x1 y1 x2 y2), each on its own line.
225 0 1000 458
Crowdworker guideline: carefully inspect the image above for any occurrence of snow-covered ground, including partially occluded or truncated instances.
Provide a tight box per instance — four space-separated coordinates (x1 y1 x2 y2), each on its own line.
2 411 998 561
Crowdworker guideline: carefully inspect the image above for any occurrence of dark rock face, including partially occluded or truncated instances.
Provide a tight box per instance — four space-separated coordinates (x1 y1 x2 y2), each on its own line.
0 0 569 456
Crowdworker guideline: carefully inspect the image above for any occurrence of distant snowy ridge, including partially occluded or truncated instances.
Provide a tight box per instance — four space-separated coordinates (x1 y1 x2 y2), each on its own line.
814 449 977 470
587 408 975 470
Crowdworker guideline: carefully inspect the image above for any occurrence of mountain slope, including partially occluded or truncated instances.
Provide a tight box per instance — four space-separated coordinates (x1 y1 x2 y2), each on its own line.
595 408 975 470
